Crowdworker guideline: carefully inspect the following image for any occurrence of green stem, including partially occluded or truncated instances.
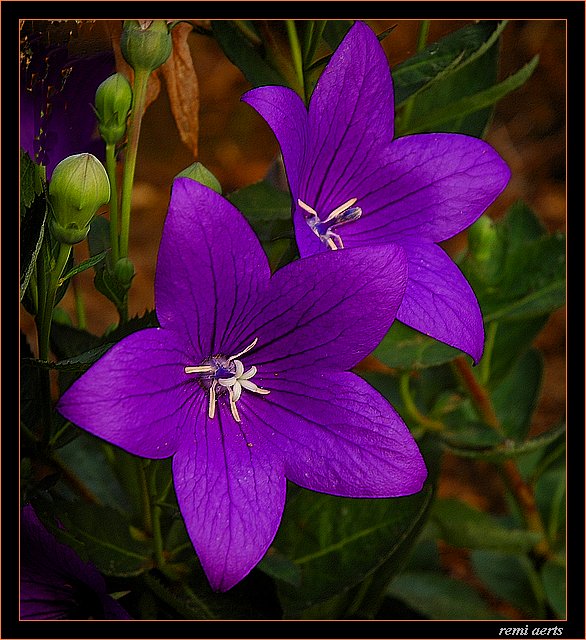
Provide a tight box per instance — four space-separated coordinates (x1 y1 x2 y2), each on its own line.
286 20 305 102
400 372 445 433
36 242 71 444
477 321 498 386
105 142 120 265
148 463 166 568
119 68 150 261
138 460 153 536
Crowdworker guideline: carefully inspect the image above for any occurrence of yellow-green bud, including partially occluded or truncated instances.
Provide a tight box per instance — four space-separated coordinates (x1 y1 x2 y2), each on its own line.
49 153 110 245
175 162 222 194
113 257 135 288
468 215 500 263
94 73 133 145
121 20 172 74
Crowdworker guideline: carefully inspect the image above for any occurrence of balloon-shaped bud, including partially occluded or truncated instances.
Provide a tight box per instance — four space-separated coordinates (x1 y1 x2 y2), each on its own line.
468 215 501 263
121 20 172 74
49 153 110 245
175 162 222 194
94 73 133 145
114 257 136 288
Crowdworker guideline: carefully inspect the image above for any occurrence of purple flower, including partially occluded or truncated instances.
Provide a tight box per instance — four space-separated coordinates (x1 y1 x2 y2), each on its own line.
20 24 114 177
20 505 131 620
242 21 511 363
57 178 427 591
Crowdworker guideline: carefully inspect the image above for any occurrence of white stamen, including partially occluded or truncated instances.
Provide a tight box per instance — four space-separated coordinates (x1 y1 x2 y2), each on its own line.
323 197 358 223
297 197 361 252
184 364 215 374
298 199 317 216
208 380 217 419
228 337 259 361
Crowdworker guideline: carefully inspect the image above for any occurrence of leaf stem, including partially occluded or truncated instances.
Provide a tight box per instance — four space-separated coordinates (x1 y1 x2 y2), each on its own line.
400 372 445 432
285 20 306 102
105 142 120 265
452 355 553 560
119 67 150 262
148 463 166 569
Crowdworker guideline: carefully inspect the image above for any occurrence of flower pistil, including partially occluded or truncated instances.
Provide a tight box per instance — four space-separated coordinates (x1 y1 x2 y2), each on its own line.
298 197 362 250
184 337 270 422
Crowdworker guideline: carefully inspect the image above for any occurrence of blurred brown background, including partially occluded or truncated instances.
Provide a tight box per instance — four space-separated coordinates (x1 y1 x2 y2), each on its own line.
21 17 566 530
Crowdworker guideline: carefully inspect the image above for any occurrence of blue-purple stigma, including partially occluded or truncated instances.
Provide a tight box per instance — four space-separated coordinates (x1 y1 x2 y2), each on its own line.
298 197 363 250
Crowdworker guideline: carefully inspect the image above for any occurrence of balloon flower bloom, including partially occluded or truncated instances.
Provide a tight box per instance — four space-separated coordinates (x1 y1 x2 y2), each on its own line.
242 20 511 363
58 178 427 591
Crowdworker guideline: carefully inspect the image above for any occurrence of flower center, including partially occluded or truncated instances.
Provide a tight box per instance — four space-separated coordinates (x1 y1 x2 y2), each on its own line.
184 337 270 423
298 197 362 250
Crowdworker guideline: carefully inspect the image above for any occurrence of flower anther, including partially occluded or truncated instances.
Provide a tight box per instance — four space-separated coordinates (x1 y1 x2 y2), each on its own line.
298 198 362 250
184 338 270 423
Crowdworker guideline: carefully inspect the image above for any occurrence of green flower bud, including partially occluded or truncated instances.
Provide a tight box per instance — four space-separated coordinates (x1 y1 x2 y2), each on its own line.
121 20 172 74
113 257 136 288
175 162 222 194
49 153 110 245
94 73 133 145
468 215 501 263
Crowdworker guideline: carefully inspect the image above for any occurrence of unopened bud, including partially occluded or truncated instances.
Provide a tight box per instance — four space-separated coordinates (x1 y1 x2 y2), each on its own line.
113 257 135 288
94 73 133 145
175 162 222 194
468 215 501 263
121 20 172 74
49 153 110 245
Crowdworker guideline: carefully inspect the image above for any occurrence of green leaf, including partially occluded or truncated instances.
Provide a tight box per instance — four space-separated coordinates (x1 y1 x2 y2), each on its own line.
321 20 354 49
227 180 293 242
404 55 539 135
535 467 566 546
541 558 566 618
211 21 288 88
272 484 433 616
492 348 543 441
228 179 296 270
34 498 153 577
431 498 543 552
20 151 49 302
56 432 134 512
20 148 46 210
442 422 566 463
373 320 461 370
393 21 507 106
387 571 500 619
471 549 546 617
58 250 110 285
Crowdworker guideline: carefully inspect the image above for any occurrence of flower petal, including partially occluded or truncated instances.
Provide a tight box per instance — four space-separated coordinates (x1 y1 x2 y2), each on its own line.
20 506 131 620
173 410 286 591
241 371 427 497
301 21 395 212
57 328 199 458
236 243 407 373
340 133 511 247
396 241 485 363
241 84 308 196
155 178 270 359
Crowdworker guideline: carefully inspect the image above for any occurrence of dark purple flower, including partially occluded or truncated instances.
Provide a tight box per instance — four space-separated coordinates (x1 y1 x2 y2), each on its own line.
57 178 427 591
242 20 511 363
20 505 131 620
20 23 114 177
